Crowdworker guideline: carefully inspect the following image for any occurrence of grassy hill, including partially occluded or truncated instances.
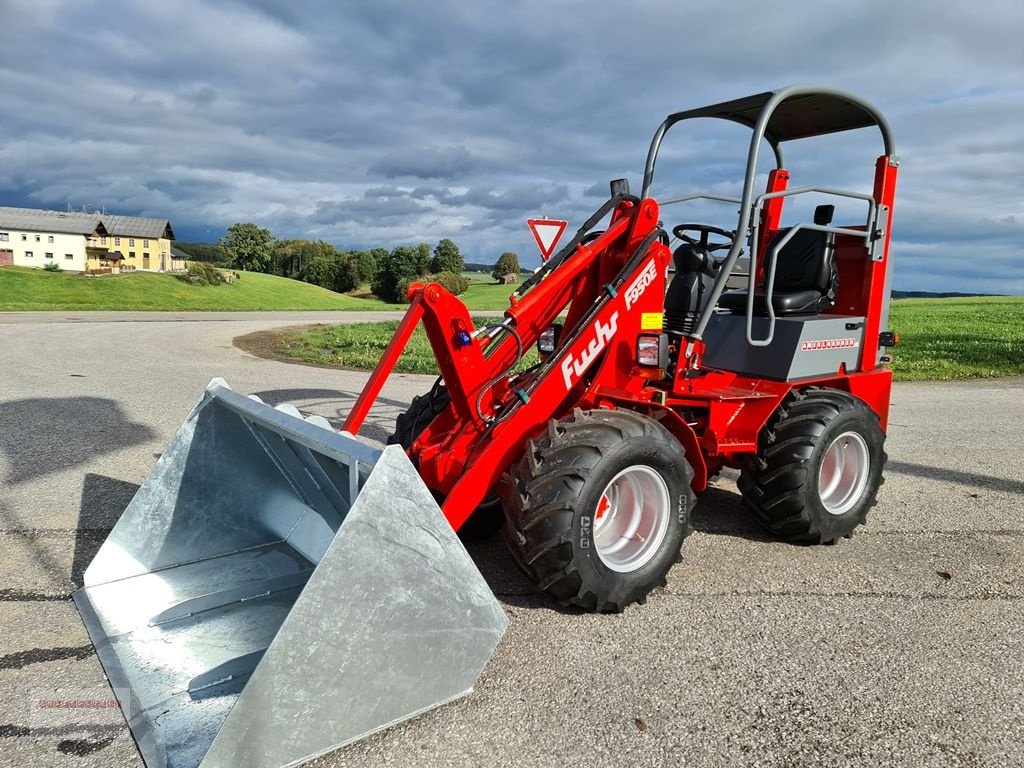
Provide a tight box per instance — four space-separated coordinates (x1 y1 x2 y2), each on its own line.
0 265 524 312
453 272 524 310
0 266 394 311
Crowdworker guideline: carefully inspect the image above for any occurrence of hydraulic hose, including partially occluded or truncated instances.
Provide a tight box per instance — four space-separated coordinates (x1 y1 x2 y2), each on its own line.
514 191 638 298
474 322 524 426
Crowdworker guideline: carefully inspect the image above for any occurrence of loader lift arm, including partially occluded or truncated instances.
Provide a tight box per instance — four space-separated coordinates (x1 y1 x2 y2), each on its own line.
343 189 682 529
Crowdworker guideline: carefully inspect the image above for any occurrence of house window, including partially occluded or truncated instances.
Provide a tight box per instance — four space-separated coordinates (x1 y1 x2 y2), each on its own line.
143 252 149 259
129 238 135 247
114 237 121 246
48 235 54 243
0 233 8 241
129 252 136 258
35 234 40 242
100 236 107 245
45 252 53 259
65 253 73 260
25 250 33 258
21 234 27 241
143 239 149 247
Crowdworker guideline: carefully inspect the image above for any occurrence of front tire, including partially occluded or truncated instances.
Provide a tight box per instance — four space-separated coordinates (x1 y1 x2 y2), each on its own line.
738 388 886 544
501 408 694 612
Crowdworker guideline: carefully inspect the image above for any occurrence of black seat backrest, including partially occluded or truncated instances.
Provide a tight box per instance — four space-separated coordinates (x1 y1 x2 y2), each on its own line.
663 243 718 335
764 204 838 303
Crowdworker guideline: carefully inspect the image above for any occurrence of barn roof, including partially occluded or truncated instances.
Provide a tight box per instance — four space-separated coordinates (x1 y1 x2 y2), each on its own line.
0 207 103 235
0 207 174 240
102 215 174 239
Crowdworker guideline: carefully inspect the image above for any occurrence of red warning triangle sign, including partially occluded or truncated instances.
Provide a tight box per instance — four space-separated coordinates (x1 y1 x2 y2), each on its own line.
527 218 568 261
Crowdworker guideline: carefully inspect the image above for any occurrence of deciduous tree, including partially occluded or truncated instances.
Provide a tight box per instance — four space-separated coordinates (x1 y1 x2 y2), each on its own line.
373 245 425 303
492 251 521 282
221 223 274 273
416 242 431 275
430 238 464 274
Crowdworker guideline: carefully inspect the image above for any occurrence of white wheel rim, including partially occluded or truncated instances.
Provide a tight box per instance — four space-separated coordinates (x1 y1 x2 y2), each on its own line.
818 430 870 516
593 465 671 573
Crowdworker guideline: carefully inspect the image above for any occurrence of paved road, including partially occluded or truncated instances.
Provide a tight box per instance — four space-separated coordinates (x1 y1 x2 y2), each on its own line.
1 313 1022 768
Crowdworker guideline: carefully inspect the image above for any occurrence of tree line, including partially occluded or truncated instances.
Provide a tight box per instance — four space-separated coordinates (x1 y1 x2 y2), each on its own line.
176 222 522 303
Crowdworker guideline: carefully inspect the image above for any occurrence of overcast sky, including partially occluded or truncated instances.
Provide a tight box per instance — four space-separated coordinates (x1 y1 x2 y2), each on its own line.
1 0 1021 292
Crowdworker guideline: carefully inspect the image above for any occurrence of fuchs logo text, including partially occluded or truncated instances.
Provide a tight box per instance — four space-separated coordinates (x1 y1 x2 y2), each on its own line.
562 312 619 389
624 259 658 310
801 338 857 351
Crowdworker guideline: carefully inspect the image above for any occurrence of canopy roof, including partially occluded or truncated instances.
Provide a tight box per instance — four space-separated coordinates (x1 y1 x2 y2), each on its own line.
663 89 889 146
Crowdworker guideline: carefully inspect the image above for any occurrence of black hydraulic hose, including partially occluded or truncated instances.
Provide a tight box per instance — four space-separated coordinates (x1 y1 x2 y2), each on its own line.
474 323 524 426
514 192 639 297
487 224 665 426
474 195 648 429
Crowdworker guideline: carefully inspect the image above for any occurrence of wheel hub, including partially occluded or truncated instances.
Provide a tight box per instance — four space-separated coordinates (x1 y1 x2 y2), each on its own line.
818 430 870 516
593 466 670 573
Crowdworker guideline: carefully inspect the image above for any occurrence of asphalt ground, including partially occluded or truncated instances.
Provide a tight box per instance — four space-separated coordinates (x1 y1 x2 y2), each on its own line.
0 311 1021 768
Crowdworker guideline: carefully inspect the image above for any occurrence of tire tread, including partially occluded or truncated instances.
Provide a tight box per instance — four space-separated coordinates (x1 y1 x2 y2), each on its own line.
739 387 885 544
501 409 694 611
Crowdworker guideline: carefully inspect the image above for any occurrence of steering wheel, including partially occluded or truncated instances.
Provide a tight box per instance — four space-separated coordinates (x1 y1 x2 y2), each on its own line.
672 224 735 253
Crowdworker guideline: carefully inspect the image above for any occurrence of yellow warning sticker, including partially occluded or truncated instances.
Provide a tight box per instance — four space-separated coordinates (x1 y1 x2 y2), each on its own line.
640 312 663 330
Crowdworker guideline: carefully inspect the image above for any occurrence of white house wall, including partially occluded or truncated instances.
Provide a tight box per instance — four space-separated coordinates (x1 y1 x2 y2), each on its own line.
0 228 88 271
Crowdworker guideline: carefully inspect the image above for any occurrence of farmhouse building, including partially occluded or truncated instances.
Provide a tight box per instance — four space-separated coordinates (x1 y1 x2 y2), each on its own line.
0 207 176 274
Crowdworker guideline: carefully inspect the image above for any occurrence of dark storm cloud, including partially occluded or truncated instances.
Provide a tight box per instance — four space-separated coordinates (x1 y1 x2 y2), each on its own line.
0 0 1021 288
310 195 431 225
369 147 477 180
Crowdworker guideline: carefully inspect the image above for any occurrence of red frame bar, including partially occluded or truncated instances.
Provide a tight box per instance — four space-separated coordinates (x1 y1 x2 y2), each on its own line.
341 296 424 434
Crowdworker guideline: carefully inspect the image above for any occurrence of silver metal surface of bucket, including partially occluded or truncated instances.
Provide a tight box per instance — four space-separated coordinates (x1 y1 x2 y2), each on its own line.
73 379 508 768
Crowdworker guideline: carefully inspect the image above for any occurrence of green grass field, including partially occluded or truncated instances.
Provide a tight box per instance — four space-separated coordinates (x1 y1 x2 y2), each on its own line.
456 273 524 310
888 296 1024 380
0 266 396 311
278 296 1024 382
278 316 536 374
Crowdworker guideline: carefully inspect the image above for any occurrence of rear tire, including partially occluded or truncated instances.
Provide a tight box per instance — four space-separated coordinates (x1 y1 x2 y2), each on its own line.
500 408 694 612
387 382 503 540
738 388 886 544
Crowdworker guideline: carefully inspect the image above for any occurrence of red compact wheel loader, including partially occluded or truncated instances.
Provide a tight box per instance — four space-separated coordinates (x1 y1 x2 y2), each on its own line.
75 86 898 768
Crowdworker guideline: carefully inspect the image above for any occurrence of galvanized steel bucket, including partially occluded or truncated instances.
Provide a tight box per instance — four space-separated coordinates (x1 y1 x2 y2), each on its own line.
73 379 507 768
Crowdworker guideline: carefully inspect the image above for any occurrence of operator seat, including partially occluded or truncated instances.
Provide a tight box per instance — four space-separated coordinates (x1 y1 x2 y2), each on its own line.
663 241 718 335
719 204 838 315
